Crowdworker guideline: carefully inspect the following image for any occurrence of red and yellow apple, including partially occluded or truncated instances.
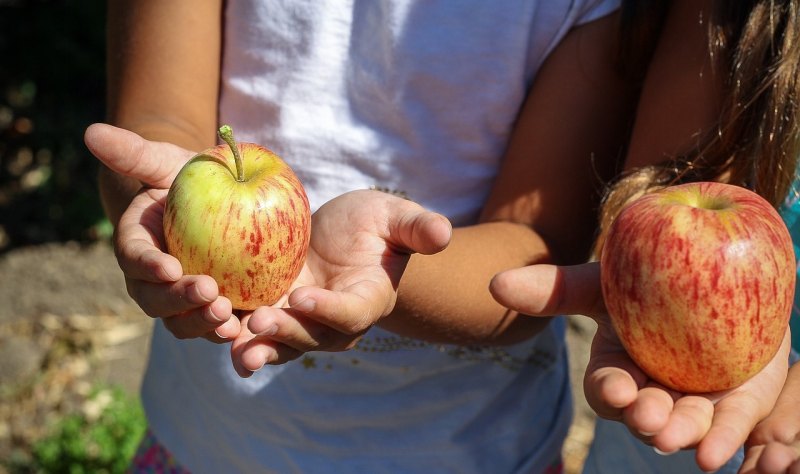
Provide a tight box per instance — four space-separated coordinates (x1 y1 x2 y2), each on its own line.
600 181 794 393
163 125 311 310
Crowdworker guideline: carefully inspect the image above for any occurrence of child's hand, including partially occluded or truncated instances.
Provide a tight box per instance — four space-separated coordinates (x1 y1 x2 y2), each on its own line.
229 190 452 376
740 358 800 474
84 123 240 342
490 262 790 473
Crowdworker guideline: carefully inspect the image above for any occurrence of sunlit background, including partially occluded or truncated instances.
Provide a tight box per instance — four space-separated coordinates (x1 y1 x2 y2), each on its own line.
0 2 152 472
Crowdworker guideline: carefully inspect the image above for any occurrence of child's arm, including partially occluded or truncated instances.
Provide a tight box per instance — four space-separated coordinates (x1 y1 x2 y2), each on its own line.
240 9 639 354
579 0 792 470
88 123 453 361
494 0 796 471
490 261 791 473
97 0 232 341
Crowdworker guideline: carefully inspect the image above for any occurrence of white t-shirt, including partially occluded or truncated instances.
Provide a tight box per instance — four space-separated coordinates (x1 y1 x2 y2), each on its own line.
141 1 620 472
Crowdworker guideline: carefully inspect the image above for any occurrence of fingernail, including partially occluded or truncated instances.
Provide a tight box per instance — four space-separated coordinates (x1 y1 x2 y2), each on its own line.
208 306 225 323
639 430 656 437
292 297 315 313
214 315 238 338
654 447 677 456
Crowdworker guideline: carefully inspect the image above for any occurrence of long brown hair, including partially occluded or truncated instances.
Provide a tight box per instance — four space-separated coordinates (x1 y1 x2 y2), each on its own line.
597 0 800 252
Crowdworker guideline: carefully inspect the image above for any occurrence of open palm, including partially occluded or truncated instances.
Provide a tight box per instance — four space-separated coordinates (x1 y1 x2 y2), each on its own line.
231 189 452 375
86 123 452 375
86 123 241 341
490 262 790 473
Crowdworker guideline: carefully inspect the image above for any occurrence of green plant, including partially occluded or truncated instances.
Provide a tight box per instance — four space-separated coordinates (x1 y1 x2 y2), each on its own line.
12 386 147 474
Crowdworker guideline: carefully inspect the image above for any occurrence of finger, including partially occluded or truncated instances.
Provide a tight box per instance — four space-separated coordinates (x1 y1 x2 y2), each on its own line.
699 335 791 471
84 123 193 189
696 395 763 473
584 328 649 420
239 339 304 371
622 386 676 439
741 444 766 474
752 415 800 447
116 237 183 283
489 262 606 319
584 365 640 420
160 296 234 340
115 192 182 282
127 275 221 318
286 283 390 336
211 308 241 340
230 313 258 377
231 314 302 376
750 361 800 446
381 197 452 255
750 442 800 474
748 442 800 474
650 396 714 455
247 305 362 352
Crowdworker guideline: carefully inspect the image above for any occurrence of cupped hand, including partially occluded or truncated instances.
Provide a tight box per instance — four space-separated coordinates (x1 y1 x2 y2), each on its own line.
740 358 800 474
230 189 452 376
84 123 240 342
489 262 790 473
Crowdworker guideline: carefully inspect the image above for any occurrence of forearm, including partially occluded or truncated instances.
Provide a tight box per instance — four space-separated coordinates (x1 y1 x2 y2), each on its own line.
101 0 222 222
379 13 634 346
379 221 554 345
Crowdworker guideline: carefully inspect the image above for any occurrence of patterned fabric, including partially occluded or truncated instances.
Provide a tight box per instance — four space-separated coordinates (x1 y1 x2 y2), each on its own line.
128 430 191 474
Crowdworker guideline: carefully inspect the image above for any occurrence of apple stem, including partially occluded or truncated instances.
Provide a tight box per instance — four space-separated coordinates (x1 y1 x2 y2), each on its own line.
218 124 245 182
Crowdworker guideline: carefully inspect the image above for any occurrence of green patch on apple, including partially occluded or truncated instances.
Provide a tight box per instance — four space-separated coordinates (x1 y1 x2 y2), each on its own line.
163 125 311 310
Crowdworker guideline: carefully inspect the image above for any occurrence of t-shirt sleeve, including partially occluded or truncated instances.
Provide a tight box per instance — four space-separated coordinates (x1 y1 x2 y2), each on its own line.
574 0 621 26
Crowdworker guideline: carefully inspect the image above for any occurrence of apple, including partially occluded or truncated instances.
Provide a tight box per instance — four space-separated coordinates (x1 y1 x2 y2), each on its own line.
600 181 795 393
163 125 311 310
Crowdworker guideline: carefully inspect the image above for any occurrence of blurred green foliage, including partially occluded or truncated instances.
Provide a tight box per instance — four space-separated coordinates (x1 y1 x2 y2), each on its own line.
6 386 147 474
0 0 109 251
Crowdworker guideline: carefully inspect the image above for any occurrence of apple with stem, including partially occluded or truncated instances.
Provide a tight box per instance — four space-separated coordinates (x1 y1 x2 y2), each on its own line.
163 125 311 310
600 181 794 393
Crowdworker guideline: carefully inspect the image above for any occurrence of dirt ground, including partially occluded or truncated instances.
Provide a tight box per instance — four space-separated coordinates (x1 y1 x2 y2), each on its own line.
0 241 598 473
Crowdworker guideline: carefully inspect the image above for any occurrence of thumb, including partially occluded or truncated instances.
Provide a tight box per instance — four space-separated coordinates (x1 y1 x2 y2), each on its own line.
84 123 194 189
489 261 606 318
386 202 452 256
